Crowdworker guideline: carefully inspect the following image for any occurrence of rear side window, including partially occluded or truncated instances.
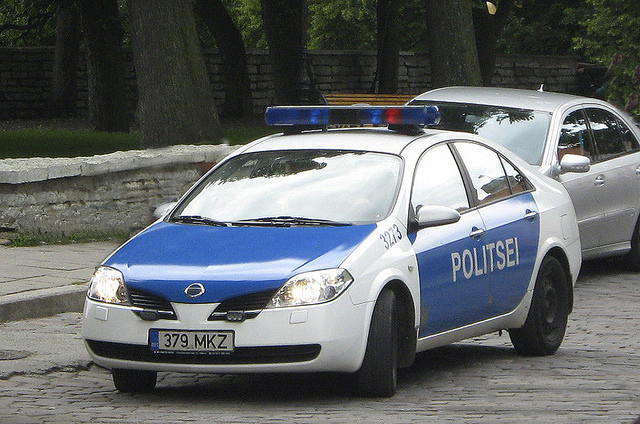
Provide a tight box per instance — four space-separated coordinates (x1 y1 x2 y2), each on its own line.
501 157 530 194
617 117 640 152
454 142 530 206
586 108 633 160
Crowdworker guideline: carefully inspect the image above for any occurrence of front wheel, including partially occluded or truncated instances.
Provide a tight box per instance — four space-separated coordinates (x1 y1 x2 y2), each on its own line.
112 368 157 393
509 256 569 356
355 288 398 397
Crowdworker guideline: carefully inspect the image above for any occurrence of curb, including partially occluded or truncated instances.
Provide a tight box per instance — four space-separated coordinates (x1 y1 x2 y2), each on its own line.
0 284 87 323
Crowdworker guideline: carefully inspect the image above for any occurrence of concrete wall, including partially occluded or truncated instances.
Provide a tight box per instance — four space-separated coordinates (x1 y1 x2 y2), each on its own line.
0 47 585 119
0 145 238 235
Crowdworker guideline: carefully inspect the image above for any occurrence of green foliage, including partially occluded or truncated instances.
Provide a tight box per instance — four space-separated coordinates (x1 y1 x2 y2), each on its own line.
307 0 431 51
308 0 376 50
222 0 266 48
497 0 588 56
0 0 57 46
573 0 640 113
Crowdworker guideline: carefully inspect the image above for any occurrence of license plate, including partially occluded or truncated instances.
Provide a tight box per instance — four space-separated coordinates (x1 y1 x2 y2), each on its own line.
149 330 234 353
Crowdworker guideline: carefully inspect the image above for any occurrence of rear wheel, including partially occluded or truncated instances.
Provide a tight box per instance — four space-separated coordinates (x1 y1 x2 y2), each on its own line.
509 256 569 356
626 218 640 271
112 368 157 393
355 288 398 397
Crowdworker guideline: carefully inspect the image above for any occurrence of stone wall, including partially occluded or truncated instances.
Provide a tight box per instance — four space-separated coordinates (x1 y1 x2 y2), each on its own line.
0 145 238 235
0 47 586 119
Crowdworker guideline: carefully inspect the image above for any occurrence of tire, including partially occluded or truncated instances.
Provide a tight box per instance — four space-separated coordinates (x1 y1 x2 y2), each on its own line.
509 256 569 356
626 218 640 271
112 369 157 393
355 289 398 397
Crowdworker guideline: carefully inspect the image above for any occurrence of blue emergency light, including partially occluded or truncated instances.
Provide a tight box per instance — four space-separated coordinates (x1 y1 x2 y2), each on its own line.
265 106 441 128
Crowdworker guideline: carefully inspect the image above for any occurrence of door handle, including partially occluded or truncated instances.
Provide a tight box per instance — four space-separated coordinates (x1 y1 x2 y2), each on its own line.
635 165 640 175
469 227 485 238
594 174 606 186
524 209 539 220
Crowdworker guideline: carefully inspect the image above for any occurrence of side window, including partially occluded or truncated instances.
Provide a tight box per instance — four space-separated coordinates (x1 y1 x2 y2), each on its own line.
559 109 594 160
586 108 627 160
454 142 511 205
616 117 640 152
412 144 469 213
501 157 531 194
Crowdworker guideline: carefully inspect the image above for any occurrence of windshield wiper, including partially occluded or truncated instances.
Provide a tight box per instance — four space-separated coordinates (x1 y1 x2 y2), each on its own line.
169 215 230 227
238 216 351 227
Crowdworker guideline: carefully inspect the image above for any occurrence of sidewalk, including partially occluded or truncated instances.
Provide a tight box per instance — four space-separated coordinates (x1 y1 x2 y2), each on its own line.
0 241 121 322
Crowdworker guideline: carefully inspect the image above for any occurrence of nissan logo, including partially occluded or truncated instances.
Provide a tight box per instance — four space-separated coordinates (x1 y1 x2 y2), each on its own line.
185 283 205 298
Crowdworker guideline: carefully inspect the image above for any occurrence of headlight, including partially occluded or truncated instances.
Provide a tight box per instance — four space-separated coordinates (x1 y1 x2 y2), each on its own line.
87 266 129 304
267 269 353 308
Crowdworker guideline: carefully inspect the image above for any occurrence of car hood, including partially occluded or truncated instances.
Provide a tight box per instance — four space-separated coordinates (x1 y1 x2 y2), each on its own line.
104 221 376 303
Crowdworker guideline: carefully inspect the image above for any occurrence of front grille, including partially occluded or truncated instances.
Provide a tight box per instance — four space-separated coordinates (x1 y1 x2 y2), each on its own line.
128 287 176 320
86 340 321 364
209 289 278 321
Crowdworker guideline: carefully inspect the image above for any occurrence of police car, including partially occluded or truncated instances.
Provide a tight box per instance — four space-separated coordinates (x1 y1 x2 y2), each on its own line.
82 105 581 397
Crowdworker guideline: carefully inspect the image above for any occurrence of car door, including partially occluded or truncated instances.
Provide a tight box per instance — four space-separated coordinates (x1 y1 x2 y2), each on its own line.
583 107 640 249
557 108 603 251
452 141 540 317
409 143 491 337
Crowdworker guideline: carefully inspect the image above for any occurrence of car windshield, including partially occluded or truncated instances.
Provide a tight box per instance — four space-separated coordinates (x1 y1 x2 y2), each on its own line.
171 149 403 225
411 101 551 165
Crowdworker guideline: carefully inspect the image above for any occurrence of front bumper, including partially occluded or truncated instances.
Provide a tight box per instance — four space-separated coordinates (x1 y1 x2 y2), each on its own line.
82 293 372 374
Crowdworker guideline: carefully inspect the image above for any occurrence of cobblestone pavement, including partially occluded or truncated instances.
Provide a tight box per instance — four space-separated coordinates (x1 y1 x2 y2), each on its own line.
0 259 639 424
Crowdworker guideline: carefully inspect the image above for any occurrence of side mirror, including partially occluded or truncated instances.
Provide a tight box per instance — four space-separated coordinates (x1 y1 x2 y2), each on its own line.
560 154 590 174
416 205 461 228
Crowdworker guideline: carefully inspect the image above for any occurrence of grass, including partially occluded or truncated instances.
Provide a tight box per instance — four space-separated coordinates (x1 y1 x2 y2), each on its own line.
0 120 278 159
6 230 130 247
0 119 280 245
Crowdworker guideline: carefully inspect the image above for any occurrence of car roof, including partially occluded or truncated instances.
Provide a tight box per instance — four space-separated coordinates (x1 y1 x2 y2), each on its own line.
410 86 590 113
235 125 536 174
242 127 438 155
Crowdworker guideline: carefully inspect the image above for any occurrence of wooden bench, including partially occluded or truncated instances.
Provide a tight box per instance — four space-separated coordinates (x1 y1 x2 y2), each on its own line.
323 93 417 106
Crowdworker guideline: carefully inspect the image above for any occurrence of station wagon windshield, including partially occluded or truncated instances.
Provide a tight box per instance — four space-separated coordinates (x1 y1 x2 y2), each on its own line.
412 101 551 165
171 150 403 225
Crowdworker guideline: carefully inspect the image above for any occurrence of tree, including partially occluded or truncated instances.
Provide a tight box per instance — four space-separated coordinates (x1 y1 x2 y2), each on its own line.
81 0 129 132
308 0 376 50
127 0 221 147
497 0 586 56
473 0 515 86
50 0 81 116
573 0 640 116
374 0 400 93
0 0 57 46
223 0 266 49
195 0 253 119
261 0 318 104
425 0 483 87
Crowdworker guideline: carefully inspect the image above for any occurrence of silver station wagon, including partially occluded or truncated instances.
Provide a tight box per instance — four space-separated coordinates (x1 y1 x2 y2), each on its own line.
410 87 640 268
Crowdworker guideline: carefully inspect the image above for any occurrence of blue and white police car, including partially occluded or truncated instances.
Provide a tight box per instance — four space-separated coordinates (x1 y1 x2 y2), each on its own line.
82 105 581 397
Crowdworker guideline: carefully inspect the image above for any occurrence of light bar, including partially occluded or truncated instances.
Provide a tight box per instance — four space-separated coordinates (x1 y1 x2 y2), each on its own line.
265 106 440 127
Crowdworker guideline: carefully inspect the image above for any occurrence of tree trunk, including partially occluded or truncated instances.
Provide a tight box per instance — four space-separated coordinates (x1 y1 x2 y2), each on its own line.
127 0 221 147
195 0 253 119
375 0 400 94
425 0 482 88
81 0 129 132
261 0 316 105
51 0 81 117
474 0 515 86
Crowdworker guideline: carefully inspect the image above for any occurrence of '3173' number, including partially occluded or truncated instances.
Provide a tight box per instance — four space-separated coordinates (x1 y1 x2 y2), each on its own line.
380 224 402 250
